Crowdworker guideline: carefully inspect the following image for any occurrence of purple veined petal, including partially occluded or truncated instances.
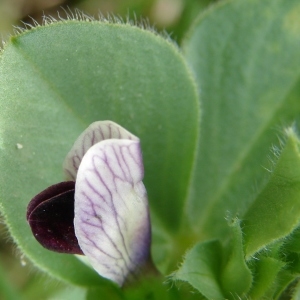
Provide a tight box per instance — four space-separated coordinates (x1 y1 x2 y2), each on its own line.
63 121 139 181
27 181 83 255
74 139 151 286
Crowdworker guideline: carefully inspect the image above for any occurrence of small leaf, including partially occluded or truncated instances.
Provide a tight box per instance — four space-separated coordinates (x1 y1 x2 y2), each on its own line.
292 279 300 300
243 129 300 258
221 218 252 298
272 270 296 300
87 277 202 300
172 240 225 300
282 226 300 253
248 256 285 299
123 277 202 300
282 252 300 274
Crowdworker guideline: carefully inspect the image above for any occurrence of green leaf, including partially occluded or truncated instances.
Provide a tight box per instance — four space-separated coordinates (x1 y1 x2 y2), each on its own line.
283 226 300 253
87 277 202 300
0 21 199 285
183 0 300 239
221 218 252 298
292 279 300 300
282 252 300 274
123 277 200 300
172 240 225 300
243 129 300 258
272 270 296 300
248 256 284 299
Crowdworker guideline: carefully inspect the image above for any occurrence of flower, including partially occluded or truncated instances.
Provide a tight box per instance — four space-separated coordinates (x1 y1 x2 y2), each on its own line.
27 121 154 286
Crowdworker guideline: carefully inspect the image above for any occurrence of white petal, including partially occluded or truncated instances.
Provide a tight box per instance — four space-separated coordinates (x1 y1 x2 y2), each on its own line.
63 121 139 180
74 139 150 286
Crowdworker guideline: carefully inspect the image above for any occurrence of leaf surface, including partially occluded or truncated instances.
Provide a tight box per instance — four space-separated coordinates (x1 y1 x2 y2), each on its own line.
172 240 225 300
184 0 300 239
0 21 199 285
221 219 252 298
243 129 300 258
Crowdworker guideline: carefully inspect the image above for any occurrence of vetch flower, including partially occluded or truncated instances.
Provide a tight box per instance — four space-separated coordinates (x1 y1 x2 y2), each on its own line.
27 121 156 286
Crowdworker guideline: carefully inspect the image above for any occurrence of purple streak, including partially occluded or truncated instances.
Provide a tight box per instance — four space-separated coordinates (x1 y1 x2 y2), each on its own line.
74 139 151 286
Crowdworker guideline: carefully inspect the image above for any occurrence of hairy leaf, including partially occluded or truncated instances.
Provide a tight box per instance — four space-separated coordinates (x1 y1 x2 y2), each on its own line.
221 219 252 298
248 257 284 299
172 240 225 300
184 0 300 240
243 129 300 258
0 21 199 285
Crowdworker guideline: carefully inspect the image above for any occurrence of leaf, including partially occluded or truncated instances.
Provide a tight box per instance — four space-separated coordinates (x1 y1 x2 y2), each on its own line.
248 256 285 299
123 278 198 300
272 270 296 300
183 0 300 239
0 21 199 285
292 279 300 300
282 226 300 253
243 129 300 258
87 277 202 300
221 218 252 298
282 252 300 275
172 240 225 300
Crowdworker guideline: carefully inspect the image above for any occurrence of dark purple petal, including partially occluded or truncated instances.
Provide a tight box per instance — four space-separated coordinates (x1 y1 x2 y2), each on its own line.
27 181 83 255
27 181 75 220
